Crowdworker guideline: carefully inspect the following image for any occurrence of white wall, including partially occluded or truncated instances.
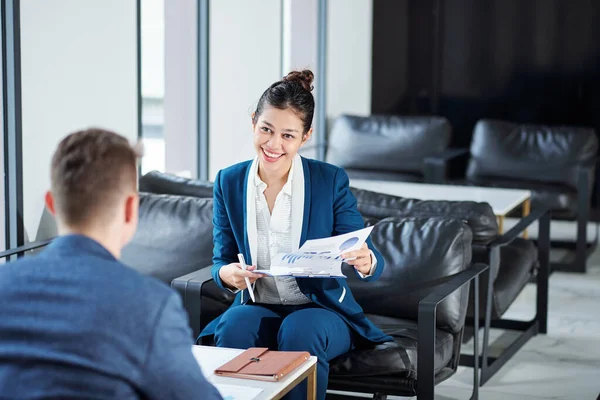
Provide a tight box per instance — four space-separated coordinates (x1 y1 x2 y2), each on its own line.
326 0 373 122
208 0 282 179
20 0 138 239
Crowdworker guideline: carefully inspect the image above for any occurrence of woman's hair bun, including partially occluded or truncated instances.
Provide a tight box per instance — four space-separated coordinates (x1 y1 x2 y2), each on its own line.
283 70 314 92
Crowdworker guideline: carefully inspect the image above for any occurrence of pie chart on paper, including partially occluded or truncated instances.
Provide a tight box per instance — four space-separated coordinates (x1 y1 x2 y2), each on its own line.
339 237 359 252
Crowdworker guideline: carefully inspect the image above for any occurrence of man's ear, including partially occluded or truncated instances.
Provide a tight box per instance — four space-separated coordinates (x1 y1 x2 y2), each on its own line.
44 191 56 216
124 194 138 224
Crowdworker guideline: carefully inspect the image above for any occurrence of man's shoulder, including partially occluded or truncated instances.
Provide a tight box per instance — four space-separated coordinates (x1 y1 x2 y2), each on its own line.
109 260 176 301
69 257 179 326
0 251 173 301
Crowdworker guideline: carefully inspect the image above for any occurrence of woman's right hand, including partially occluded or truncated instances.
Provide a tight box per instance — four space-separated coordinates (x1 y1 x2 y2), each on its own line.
219 263 263 290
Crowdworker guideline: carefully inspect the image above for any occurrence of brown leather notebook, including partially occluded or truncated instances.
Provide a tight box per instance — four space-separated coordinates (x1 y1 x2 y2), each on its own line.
215 347 310 382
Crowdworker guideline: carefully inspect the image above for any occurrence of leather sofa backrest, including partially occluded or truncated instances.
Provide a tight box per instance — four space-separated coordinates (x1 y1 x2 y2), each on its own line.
351 187 498 244
326 115 451 174
139 171 214 198
121 193 214 284
467 119 598 189
347 217 472 334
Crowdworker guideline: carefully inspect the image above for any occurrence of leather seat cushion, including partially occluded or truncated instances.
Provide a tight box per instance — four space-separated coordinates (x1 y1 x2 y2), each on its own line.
139 171 214 198
464 177 577 216
346 168 423 182
468 238 537 319
328 369 454 397
329 314 454 378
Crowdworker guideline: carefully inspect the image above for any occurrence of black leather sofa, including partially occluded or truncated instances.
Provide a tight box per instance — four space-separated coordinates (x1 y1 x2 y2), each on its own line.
446 119 598 273
325 115 459 183
138 170 551 387
349 187 551 386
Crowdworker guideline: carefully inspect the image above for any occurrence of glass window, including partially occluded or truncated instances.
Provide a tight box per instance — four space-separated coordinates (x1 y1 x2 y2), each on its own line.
141 0 165 174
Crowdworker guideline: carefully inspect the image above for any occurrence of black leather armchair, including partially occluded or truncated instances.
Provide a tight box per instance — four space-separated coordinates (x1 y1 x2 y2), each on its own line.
459 119 598 273
325 115 455 183
350 187 551 386
172 216 489 400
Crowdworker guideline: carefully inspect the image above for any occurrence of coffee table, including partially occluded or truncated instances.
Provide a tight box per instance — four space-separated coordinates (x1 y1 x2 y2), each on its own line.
192 345 318 400
350 180 532 236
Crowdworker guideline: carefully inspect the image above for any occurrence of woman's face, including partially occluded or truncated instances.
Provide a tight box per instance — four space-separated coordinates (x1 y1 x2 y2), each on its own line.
252 106 312 177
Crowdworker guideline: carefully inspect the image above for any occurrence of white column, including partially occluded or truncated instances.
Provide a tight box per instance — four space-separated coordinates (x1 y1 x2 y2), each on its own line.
208 0 282 179
20 0 138 239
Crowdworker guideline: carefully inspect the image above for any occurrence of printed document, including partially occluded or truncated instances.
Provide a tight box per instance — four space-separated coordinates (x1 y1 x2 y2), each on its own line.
253 226 374 278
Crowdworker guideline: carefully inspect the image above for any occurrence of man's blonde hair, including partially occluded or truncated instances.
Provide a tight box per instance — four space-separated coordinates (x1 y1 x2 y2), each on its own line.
50 128 139 227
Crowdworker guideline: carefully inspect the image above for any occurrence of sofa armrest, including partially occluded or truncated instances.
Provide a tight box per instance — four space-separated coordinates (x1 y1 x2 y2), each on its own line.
0 239 53 260
171 266 214 339
577 156 597 191
487 206 551 334
576 158 598 216
423 148 470 183
489 207 551 248
417 262 489 399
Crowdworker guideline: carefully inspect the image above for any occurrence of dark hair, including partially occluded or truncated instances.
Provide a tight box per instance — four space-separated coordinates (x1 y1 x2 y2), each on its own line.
50 128 140 227
252 69 315 134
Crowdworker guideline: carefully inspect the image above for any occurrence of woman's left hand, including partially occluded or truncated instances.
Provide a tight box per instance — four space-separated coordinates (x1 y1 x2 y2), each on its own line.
341 243 373 275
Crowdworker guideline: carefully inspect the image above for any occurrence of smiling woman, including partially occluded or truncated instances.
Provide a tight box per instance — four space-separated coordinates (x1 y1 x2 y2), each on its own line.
200 69 392 400
251 70 315 185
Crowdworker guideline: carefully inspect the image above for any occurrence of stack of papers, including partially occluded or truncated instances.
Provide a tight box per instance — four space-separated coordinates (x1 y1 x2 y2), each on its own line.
253 226 374 278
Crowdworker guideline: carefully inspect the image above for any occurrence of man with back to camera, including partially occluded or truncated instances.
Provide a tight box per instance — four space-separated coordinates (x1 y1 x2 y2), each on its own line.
0 129 222 399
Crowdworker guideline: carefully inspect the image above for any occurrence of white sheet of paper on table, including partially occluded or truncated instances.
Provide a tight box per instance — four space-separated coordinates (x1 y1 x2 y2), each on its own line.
191 347 264 400
192 346 242 377
214 383 263 400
